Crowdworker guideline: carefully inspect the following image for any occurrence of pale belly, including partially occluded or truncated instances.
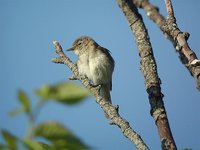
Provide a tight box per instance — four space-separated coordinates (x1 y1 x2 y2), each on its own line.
77 54 111 85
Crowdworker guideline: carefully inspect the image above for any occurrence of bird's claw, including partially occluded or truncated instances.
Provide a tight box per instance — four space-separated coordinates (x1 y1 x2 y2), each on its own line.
69 75 78 80
114 105 119 112
90 83 102 94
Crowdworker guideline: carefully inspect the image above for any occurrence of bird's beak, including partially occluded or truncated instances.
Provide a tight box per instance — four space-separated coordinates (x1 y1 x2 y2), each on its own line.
66 46 74 51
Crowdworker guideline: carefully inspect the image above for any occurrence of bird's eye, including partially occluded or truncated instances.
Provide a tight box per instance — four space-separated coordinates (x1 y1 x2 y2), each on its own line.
78 42 81 45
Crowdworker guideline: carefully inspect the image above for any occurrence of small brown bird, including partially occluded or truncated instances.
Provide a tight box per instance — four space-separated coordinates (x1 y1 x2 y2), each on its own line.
67 36 115 103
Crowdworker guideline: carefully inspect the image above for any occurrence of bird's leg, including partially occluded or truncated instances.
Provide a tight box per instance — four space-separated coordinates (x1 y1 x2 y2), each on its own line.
90 83 101 88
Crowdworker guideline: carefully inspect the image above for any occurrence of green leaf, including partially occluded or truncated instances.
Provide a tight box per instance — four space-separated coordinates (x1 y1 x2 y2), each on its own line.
1 130 17 150
35 85 52 100
53 82 89 104
17 90 31 113
23 140 52 150
36 82 89 105
0 144 7 150
34 121 89 150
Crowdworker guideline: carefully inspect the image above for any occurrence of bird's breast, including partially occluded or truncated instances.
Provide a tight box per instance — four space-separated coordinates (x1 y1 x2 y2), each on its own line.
89 54 111 85
77 54 92 79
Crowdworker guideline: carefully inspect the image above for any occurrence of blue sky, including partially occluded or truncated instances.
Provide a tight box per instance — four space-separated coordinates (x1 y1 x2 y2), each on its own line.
0 0 200 149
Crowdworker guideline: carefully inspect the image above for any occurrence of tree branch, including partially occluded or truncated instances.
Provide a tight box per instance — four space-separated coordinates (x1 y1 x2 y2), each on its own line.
165 0 174 19
116 0 177 149
51 41 149 150
133 0 200 90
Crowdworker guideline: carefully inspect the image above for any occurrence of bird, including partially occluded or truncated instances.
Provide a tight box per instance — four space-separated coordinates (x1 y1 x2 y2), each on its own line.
67 36 115 103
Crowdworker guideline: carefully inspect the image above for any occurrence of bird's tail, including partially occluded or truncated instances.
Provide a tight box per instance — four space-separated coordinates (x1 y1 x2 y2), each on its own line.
100 84 112 103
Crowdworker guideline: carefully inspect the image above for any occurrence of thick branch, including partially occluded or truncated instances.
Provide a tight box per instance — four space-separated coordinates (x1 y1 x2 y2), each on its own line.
133 0 200 90
51 41 149 150
116 0 177 149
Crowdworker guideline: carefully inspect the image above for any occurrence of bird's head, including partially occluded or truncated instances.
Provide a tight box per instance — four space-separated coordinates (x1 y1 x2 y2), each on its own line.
67 36 97 55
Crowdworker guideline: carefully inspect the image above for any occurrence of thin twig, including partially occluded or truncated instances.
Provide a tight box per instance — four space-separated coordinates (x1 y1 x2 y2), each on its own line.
116 0 177 149
51 41 149 150
133 0 200 90
165 0 174 19
164 0 200 90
